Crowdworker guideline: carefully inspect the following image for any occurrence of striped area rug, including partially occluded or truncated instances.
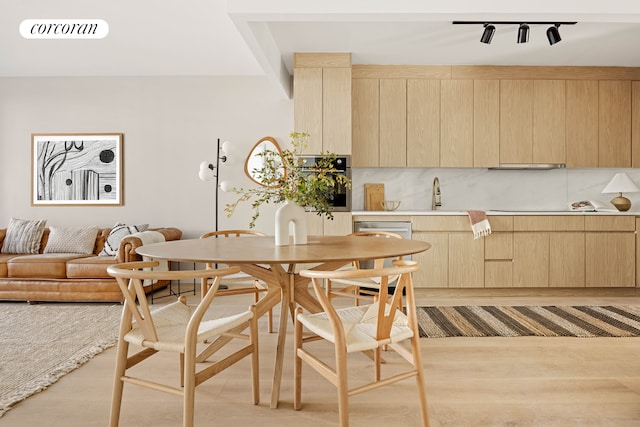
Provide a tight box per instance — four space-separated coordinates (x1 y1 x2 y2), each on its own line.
417 305 640 338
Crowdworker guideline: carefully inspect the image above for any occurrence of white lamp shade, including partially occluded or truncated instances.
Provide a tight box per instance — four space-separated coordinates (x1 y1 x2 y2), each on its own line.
602 173 640 194
198 161 215 182
219 180 233 192
220 140 232 155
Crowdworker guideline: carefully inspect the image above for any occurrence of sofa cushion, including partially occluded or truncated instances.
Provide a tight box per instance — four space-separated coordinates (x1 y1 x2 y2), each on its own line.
1 218 47 254
43 226 99 254
0 254 21 278
66 255 117 279
7 254 93 278
99 223 149 256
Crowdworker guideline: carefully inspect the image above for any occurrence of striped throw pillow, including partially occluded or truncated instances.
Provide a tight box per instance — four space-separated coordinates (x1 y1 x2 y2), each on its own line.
99 223 149 256
1 217 47 254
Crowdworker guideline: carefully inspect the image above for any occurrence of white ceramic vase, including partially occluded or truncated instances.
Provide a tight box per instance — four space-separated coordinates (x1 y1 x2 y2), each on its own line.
274 199 308 246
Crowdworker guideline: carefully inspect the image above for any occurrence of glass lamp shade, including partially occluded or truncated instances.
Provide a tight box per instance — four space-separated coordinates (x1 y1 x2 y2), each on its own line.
198 161 216 182
220 140 232 154
602 173 640 211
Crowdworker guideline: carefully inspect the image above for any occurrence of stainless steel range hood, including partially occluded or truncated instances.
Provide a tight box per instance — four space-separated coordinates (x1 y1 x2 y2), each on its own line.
489 163 566 170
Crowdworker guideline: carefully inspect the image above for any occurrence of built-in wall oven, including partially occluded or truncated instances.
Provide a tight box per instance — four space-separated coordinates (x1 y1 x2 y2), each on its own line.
297 155 351 212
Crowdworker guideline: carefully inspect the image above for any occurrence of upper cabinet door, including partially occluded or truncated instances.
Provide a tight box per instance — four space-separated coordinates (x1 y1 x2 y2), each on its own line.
379 79 407 167
323 67 351 155
633 82 640 168
566 80 599 168
473 80 500 168
500 80 534 164
599 80 631 167
440 80 474 167
533 80 566 164
293 67 323 153
407 79 440 167
352 78 379 167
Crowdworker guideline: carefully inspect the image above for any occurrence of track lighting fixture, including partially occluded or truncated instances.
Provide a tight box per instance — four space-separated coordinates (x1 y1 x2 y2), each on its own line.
480 24 495 44
452 21 576 45
546 24 561 45
517 23 529 43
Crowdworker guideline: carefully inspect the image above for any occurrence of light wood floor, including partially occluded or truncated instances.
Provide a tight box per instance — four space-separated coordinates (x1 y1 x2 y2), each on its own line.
3 287 640 427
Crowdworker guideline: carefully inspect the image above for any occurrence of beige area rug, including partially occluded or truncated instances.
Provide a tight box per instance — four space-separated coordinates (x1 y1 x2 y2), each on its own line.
417 305 640 338
0 303 122 417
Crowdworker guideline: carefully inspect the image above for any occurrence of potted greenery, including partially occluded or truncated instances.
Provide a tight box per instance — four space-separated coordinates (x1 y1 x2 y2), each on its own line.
224 132 351 244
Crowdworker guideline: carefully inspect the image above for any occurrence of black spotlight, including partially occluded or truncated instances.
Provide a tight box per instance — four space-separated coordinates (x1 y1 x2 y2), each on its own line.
480 24 495 44
547 24 561 45
517 23 529 43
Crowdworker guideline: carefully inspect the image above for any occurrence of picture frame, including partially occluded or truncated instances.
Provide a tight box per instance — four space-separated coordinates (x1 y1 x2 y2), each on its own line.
32 133 123 206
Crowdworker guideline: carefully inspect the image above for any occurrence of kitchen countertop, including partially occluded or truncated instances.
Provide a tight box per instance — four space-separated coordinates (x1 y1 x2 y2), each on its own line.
352 210 640 216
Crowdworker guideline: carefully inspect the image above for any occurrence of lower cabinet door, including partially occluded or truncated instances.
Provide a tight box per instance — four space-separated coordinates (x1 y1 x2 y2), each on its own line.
586 232 635 287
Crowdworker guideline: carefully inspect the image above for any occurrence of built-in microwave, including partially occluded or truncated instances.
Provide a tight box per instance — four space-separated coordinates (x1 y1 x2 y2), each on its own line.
297 155 352 212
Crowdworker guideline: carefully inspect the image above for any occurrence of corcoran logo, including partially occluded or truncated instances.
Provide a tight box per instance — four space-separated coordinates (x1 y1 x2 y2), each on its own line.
20 19 109 39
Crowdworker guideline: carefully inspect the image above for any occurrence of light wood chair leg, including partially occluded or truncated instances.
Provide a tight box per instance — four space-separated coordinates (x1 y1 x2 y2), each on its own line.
335 345 350 427
109 339 129 427
411 335 430 427
183 345 197 427
293 307 303 410
250 308 260 405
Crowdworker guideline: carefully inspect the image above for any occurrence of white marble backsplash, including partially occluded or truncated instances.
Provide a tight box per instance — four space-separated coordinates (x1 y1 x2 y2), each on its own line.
352 168 640 213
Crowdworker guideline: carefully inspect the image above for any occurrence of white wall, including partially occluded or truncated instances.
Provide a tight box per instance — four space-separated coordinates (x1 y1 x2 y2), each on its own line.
0 76 293 238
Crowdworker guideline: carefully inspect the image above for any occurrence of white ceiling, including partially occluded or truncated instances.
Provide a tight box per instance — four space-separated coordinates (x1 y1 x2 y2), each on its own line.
4 0 640 99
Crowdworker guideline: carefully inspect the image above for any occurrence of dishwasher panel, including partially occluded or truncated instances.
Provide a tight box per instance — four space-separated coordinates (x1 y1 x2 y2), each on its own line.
353 221 412 269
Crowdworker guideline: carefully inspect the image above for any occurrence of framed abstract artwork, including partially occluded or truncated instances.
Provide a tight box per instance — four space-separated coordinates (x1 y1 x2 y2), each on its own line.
32 133 123 206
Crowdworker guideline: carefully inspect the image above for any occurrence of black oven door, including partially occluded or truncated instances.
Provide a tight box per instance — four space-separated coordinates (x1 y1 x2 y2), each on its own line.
298 155 351 212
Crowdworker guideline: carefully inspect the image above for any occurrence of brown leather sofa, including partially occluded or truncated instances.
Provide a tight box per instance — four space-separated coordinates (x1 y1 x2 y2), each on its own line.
0 227 182 303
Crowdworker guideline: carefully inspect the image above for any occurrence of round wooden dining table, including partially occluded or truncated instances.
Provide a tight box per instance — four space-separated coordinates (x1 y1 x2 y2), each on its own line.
136 234 431 408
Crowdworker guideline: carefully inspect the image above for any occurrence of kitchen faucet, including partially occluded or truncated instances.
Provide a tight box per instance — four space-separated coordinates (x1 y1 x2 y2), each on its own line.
432 176 441 210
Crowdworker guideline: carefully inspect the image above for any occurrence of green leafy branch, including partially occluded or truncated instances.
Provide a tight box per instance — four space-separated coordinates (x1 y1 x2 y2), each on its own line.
224 131 351 228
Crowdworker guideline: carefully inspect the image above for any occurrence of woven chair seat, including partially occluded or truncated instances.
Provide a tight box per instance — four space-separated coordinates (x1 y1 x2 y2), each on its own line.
297 302 413 353
125 301 254 352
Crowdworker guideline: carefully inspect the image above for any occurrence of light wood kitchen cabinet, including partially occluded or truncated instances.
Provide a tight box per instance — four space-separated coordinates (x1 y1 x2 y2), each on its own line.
549 232 585 287
566 80 599 167
352 78 379 167
412 216 484 288
306 212 352 236
512 216 584 288
585 216 635 287
474 80 500 168
448 233 484 288
633 82 640 168
440 80 474 167
500 80 566 165
585 233 635 287
379 79 407 167
407 79 440 167
513 232 550 287
406 214 638 289
484 216 514 288
412 232 448 288
322 67 352 154
533 80 565 163
599 80 631 168
294 67 323 153
500 80 533 164
293 53 351 155
347 63 640 168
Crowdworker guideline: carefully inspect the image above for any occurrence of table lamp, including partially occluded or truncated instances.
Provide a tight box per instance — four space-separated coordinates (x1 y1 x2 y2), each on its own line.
601 173 640 211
